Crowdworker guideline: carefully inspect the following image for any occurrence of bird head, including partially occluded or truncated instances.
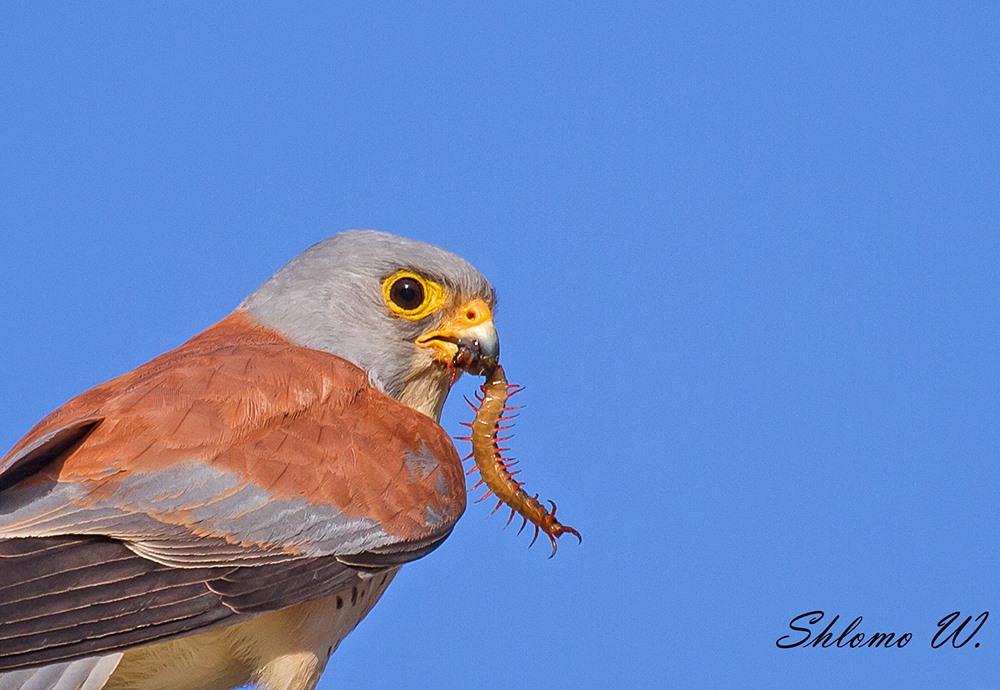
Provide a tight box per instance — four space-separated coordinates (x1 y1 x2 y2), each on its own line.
241 230 497 421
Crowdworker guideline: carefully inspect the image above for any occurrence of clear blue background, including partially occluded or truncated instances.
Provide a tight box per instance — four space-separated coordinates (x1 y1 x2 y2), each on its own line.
1 3 998 688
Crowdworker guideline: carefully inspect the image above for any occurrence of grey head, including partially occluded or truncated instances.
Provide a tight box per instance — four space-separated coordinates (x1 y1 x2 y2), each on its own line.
241 230 497 419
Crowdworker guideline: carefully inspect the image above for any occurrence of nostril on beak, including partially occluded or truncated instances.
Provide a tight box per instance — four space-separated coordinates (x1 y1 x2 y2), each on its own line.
458 299 492 327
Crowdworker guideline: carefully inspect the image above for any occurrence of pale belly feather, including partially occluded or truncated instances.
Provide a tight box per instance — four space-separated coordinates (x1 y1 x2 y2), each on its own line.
105 569 398 690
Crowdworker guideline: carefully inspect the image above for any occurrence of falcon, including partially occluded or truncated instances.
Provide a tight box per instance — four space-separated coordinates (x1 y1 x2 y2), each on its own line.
0 231 499 690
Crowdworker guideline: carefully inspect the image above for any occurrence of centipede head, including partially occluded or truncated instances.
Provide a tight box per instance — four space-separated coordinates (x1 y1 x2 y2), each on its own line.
451 337 498 377
537 500 583 558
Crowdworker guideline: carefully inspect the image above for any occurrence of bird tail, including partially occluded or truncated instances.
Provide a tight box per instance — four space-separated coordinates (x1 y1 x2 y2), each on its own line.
0 655 121 690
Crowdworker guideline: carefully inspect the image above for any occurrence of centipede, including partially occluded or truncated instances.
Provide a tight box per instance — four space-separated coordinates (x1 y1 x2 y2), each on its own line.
457 364 581 557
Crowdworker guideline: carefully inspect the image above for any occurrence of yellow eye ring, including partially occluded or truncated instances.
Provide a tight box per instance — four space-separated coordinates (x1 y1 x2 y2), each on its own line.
381 271 447 320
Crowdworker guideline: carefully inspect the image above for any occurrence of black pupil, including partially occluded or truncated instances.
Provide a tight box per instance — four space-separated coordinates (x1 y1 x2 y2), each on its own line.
390 277 424 310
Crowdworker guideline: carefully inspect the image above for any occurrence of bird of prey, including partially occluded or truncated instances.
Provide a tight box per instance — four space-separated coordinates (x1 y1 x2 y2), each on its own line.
0 231 499 690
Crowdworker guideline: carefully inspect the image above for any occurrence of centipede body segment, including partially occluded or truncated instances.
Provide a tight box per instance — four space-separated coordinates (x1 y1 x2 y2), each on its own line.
458 364 581 557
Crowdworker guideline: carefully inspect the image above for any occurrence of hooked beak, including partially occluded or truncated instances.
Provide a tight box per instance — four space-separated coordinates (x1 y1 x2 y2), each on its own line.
416 298 499 377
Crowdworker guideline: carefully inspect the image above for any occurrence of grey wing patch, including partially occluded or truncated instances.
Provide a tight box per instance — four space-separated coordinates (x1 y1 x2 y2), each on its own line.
0 655 121 690
335 528 454 569
120 463 393 556
0 461 396 562
0 418 102 492
0 481 152 538
404 442 439 480
125 536 298 568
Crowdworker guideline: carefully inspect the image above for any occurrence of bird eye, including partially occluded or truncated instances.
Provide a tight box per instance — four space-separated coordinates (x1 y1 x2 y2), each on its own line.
389 276 426 311
382 271 446 320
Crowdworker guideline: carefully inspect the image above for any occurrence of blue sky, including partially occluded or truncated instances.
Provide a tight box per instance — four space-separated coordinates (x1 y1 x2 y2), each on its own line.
1 3 998 688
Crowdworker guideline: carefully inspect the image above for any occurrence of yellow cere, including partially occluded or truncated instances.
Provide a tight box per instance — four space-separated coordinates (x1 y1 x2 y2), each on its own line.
381 270 448 320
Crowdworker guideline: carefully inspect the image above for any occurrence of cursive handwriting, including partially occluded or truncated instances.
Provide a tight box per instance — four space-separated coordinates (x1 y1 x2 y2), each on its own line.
932 611 988 649
776 611 911 649
776 610 989 649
